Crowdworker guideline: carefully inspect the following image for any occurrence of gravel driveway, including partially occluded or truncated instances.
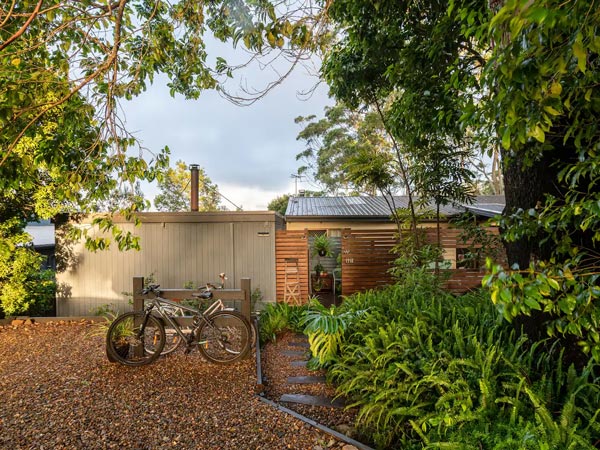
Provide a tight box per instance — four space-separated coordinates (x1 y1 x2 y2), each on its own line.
0 321 343 449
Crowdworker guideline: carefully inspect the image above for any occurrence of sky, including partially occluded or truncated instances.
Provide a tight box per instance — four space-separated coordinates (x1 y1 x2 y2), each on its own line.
122 41 332 211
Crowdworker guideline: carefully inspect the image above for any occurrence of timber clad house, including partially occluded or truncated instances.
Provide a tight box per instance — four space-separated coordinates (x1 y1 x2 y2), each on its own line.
55 196 505 316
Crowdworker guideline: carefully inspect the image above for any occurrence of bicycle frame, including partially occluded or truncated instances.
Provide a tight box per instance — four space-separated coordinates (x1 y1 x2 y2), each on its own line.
144 296 210 347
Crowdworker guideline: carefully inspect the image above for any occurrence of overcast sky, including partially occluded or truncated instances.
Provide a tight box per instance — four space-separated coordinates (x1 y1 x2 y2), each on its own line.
122 40 332 211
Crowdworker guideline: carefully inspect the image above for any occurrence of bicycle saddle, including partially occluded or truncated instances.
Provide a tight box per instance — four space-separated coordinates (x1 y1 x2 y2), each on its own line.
192 291 213 299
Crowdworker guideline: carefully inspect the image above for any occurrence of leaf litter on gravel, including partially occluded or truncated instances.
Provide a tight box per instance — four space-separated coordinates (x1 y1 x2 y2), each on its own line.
0 321 349 449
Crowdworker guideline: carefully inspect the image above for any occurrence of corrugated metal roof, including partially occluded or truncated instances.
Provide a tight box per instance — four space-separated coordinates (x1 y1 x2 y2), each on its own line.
464 196 505 218
285 195 505 219
25 223 55 248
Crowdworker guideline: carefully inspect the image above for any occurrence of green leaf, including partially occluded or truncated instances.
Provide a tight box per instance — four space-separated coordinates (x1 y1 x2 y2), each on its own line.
573 39 587 73
502 128 511 149
531 125 545 143
547 277 560 290
524 297 542 310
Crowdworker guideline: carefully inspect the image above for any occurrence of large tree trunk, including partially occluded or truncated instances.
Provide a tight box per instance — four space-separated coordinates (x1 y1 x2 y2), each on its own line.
501 145 561 268
500 145 560 341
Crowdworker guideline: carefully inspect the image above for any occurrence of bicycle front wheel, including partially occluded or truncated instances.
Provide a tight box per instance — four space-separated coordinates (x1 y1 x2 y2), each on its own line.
160 326 184 355
106 311 165 366
196 311 251 364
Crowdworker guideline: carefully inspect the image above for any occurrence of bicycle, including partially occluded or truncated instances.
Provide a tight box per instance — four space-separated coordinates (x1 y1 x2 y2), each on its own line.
158 273 257 354
105 284 252 366
158 290 235 355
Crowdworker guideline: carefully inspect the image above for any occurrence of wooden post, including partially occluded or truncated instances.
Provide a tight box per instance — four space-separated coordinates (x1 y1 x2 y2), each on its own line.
240 278 251 321
132 276 145 358
133 276 144 311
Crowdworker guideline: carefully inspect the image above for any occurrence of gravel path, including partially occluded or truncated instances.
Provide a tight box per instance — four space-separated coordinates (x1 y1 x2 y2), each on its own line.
0 321 347 450
261 332 361 442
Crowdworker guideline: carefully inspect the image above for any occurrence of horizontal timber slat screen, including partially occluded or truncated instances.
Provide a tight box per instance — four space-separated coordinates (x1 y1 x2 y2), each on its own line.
341 227 502 297
341 229 396 296
275 230 310 303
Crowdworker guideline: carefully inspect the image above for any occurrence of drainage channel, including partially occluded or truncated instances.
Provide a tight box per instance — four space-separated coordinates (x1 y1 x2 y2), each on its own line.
253 318 374 450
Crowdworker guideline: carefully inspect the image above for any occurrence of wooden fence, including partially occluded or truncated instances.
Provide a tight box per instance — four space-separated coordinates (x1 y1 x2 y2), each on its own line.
132 276 251 321
275 230 310 302
341 229 396 296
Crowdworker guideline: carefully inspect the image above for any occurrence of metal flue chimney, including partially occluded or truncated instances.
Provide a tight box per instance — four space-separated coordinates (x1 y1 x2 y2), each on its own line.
189 164 199 211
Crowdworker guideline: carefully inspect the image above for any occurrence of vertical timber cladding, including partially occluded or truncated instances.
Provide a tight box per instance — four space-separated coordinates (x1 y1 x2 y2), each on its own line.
275 230 309 302
341 229 397 297
56 212 280 316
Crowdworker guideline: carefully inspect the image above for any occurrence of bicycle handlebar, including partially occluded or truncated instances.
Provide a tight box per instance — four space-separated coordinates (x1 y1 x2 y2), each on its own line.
140 284 161 295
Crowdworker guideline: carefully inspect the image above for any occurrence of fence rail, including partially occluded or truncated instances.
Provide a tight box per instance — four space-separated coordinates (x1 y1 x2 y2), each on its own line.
132 276 251 321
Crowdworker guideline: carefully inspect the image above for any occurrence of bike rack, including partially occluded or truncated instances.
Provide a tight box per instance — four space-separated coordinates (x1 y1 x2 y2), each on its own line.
132 276 252 323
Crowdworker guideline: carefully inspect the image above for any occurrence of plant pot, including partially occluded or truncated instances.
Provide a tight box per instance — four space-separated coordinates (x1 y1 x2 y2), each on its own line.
318 250 327 257
113 340 130 358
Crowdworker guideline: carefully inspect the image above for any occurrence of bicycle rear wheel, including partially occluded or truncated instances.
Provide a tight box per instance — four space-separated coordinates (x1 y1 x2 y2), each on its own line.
106 311 165 366
196 311 251 364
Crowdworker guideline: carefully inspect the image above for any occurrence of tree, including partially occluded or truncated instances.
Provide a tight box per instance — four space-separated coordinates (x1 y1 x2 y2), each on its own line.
267 194 290 216
320 0 600 364
154 161 220 212
295 103 395 195
0 0 319 251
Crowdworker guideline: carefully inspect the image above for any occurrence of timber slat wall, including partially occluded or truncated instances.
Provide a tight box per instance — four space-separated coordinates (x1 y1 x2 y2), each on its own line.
340 227 502 296
275 230 309 302
275 227 502 302
341 229 396 296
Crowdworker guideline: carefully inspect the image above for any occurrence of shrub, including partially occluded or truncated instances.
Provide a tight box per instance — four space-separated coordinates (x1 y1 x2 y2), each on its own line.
304 274 600 449
258 301 308 345
0 220 56 317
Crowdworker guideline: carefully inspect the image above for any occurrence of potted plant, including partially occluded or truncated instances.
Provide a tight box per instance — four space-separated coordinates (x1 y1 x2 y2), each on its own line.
313 262 324 276
312 234 333 257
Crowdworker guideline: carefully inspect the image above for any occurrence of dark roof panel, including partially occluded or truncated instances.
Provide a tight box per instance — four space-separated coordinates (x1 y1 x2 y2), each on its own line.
286 195 505 219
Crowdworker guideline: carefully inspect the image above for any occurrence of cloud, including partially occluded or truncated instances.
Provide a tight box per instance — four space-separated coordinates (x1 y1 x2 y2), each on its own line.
123 62 332 201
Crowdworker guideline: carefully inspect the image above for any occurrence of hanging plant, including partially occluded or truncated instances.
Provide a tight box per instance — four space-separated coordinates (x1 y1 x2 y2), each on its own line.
312 234 333 257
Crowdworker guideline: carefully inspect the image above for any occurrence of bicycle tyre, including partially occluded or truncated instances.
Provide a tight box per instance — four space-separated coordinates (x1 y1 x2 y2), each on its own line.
106 311 165 366
196 311 251 364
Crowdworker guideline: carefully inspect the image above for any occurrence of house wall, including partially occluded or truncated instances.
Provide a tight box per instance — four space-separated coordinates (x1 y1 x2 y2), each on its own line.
56 212 279 316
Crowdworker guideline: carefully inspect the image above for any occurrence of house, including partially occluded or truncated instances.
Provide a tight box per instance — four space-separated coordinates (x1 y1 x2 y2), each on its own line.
276 195 505 303
25 220 56 270
285 195 504 230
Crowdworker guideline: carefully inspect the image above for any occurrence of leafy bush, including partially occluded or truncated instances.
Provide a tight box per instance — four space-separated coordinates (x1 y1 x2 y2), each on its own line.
258 302 308 345
0 219 56 317
305 274 600 449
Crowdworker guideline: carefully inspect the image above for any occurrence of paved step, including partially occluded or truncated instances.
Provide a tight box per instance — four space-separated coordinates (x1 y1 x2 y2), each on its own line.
286 375 326 384
290 360 308 367
282 349 308 358
289 341 310 348
280 394 346 408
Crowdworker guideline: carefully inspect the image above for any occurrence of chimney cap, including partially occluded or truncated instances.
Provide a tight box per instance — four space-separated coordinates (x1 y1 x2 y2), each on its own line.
189 164 200 170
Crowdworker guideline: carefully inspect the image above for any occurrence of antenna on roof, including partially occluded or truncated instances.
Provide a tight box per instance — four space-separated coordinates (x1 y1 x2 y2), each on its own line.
291 173 302 196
